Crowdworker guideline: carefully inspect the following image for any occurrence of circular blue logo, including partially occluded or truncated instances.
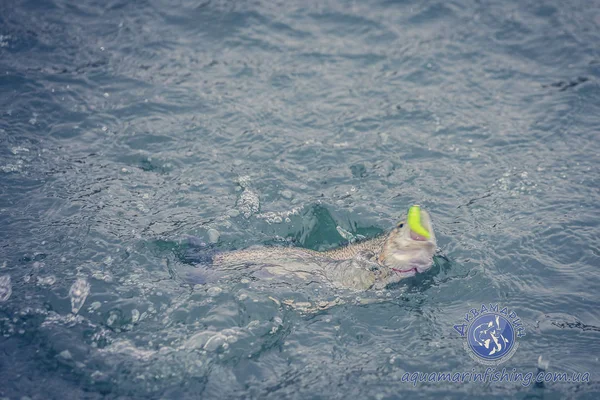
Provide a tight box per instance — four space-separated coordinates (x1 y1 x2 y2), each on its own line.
467 314 515 361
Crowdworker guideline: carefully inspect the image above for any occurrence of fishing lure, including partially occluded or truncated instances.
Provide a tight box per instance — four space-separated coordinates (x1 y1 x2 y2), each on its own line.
407 205 430 239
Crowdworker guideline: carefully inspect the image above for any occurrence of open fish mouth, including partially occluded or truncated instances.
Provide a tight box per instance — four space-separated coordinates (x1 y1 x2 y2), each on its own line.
409 230 429 241
390 267 417 277
390 262 432 277
389 246 435 276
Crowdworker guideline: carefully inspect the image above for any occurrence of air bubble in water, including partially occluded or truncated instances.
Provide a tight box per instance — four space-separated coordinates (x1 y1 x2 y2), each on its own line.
227 209 240 218
107 312 118 326
37 275 56 286
69 278 90 314
207 286 222 297
207 228 220 244
59 350 72 360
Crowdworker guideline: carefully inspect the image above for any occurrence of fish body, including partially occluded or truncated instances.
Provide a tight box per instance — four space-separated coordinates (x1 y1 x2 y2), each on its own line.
199 207 437 290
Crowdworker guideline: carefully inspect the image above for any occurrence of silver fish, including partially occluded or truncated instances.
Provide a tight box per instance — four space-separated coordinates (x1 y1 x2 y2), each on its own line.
205 207 437 290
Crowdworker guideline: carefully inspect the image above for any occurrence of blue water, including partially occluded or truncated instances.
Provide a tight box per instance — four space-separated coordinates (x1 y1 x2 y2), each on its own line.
1 0 599 398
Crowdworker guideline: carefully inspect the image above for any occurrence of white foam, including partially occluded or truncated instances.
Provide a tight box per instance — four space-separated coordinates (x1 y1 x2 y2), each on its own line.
237 189 260 218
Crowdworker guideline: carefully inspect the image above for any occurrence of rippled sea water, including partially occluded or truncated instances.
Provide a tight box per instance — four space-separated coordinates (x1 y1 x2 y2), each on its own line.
1 0 599 398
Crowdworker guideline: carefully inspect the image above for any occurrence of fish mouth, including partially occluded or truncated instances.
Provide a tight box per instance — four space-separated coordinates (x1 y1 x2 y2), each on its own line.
391 263 432 277
410 230 429 241
391 267 417 277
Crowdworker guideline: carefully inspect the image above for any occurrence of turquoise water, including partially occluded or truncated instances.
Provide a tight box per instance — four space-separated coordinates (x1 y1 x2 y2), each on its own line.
1 0 599 398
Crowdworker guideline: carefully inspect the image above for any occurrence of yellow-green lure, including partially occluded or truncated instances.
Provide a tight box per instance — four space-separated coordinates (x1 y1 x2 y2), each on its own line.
407 205 430 239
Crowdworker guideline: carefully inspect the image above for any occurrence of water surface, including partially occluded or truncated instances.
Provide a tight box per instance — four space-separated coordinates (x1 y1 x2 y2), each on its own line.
0 0 599 398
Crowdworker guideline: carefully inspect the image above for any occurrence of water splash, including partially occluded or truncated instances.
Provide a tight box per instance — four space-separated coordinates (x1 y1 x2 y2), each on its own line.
336 226 365 243
69 278 90 314
0 275 12 302
37 275 57 286
207 228 220 244
237 189 260 218
256 206 303 224
336 226 355 241
10 146 30 154
0 34 9 47
235 176 260 218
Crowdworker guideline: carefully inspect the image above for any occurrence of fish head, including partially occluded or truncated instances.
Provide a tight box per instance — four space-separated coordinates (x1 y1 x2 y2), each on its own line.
379 206 437 280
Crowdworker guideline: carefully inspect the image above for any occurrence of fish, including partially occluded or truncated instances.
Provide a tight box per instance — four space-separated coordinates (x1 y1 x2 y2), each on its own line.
186 206 437 291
